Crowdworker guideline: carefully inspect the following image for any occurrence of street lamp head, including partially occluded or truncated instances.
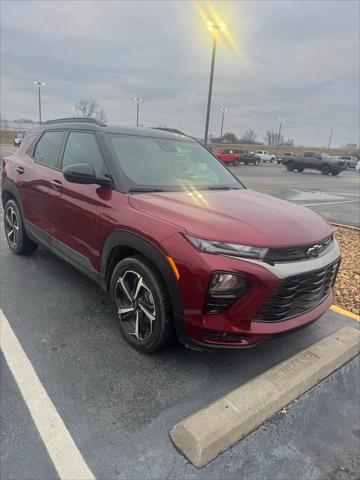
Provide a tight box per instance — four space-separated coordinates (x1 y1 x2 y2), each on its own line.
133 97 142 103
207 21 226 32
221 107 228 112
34 81 45 86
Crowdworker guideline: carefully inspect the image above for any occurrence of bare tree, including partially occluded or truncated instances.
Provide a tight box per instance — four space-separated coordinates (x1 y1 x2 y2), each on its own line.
75 99 108 123
264 130 283 146
240 129 258 144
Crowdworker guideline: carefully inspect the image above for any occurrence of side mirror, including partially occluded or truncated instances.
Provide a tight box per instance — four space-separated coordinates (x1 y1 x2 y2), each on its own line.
63 163 111 187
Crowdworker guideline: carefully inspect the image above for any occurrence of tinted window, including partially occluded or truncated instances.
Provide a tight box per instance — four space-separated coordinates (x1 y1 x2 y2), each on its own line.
109 134 242 191
34 131 64 168
62 132 106 177
303 152 313 158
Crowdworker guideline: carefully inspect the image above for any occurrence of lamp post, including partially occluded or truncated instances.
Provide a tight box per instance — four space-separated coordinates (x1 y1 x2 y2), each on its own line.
133 97 142 127
203 22 226 146
327 128 334 153
33 81 45 124
220 107 228 141
275 117 284 158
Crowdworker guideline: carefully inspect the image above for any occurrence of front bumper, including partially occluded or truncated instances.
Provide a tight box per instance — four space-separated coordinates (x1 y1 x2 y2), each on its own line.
166 235 341 349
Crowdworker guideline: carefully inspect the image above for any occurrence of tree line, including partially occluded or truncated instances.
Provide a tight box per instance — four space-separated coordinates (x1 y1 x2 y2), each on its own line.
210 129 295 146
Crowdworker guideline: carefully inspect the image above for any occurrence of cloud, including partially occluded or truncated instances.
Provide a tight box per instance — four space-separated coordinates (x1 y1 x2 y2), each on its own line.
1 0 359 146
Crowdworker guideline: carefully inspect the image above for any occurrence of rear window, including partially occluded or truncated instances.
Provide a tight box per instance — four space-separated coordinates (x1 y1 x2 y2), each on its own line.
33 131 64 168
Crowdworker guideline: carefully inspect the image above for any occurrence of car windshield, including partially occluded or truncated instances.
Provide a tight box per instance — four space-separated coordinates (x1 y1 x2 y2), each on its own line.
109 134 243 191
320 152 332 158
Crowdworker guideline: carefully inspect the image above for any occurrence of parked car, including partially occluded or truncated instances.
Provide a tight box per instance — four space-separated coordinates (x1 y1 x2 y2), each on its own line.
13 130 27 147
255 150 275 163
2 118 340 352
213 148 240 166
278 152 295 165
284 151 345 175
340 155 358 169
234 149 260 165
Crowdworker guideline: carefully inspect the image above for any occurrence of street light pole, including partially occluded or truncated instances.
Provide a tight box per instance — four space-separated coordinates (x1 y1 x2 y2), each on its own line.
203 22 225 146
220 107 227 141
275 117 284 158
327 128 334 153
133 97 142 127
34 81 45 124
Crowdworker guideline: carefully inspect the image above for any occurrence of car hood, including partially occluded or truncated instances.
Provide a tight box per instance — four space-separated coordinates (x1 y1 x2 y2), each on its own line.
129 189 332 247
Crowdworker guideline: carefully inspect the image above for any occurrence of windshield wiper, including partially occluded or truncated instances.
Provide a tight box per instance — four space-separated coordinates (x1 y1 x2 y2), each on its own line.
206 185 241 190
128 187 165 193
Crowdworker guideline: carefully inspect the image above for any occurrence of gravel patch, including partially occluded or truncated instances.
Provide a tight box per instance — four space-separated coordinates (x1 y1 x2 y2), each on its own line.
333 226 360 315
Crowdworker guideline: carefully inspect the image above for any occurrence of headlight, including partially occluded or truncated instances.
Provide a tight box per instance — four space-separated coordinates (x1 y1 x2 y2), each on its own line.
185 234 268 260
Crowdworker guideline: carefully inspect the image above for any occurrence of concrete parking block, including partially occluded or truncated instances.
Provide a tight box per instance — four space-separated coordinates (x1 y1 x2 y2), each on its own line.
170 326 360 468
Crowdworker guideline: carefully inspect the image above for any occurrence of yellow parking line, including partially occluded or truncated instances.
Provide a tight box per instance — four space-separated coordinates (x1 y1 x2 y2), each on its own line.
330 305 360 322
0 309 95 480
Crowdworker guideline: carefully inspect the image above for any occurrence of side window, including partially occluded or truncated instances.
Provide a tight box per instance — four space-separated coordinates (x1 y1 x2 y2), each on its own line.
33 131 64 168
62 132 106 177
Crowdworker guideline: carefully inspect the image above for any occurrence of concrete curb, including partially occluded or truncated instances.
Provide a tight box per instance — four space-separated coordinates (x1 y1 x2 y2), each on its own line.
170 326 360 468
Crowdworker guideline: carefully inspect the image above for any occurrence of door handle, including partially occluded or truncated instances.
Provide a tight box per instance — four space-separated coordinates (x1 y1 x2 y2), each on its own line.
50 179 63 191
16 166 25 174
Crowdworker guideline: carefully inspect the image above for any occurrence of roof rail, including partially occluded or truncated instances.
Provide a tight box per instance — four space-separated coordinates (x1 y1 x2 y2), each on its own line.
42 117 106 126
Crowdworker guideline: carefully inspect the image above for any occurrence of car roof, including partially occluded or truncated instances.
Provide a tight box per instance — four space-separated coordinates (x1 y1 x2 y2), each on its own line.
29 118 195 142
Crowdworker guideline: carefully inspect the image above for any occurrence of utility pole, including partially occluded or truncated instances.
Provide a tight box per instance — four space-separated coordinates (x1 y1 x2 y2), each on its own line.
327 128 334 153
133 97 142 126
33 81 45 124
275 117 284 158
220 107 227 141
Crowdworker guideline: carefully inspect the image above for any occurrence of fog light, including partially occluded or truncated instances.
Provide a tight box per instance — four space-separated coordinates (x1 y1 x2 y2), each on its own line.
205 272 248 314
209 273 247 293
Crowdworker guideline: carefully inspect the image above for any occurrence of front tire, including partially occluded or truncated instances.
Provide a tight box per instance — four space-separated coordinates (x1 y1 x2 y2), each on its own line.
287 162 295 172
321 164 330 175
4 199 38 255
110 255 174 353
233 158 240 166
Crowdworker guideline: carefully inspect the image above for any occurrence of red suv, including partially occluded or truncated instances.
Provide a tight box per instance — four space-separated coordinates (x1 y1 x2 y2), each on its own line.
2 118 340 352
213 148 240 166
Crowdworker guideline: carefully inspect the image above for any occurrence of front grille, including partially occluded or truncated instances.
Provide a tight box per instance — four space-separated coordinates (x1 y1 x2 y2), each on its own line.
265 236 333 263
254 261 339 322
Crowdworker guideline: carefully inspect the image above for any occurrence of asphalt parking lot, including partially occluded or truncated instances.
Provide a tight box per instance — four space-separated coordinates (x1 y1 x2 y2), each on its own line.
1 144 360 479
229 162 360 227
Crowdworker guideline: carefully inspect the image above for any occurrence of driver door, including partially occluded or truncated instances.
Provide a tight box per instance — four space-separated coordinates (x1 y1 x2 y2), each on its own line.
50 130 112 271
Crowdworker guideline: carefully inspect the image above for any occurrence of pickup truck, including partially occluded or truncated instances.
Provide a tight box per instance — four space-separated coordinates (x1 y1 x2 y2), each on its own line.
277 152 295 165
283 151 345 176
234 149 260 165
213 148 240 166
255 150 275 163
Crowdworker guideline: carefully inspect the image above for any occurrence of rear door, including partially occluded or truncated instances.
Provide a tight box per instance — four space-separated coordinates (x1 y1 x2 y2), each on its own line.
19 130 65 245
51 130 112 272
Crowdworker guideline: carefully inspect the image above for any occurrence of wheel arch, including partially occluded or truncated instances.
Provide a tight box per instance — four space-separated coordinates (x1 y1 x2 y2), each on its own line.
100 230 186 342
1 180 25 217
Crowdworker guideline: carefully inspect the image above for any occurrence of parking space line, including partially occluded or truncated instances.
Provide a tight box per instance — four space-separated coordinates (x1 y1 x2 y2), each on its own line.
302 200 358 207
0 309 95 480
331 305 360 322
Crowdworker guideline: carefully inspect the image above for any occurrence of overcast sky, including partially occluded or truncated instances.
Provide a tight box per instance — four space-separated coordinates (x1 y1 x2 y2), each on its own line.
1 0 359 146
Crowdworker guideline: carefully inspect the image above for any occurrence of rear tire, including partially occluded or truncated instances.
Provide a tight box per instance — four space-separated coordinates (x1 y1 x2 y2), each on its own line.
321 164 330 175
110 254 174 353
4 199 38 255
287 162 295 172
331 171 340 176
233 158 240 166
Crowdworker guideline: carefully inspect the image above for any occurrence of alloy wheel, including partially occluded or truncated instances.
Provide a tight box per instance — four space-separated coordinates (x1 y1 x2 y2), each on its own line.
115 270 156 341
5 205 20 248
